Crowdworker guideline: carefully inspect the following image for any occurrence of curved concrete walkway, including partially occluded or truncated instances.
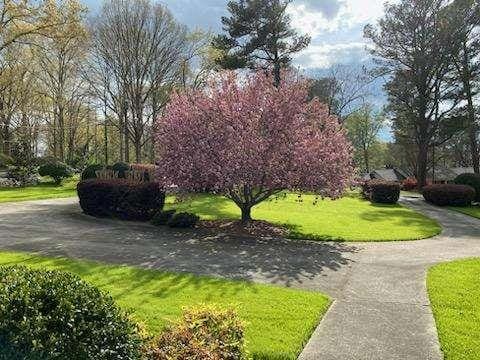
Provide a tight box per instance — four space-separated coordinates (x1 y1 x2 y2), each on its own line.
0 196 479 359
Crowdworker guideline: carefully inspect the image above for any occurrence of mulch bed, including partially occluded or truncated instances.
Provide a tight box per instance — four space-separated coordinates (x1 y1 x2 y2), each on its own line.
197 219 288 238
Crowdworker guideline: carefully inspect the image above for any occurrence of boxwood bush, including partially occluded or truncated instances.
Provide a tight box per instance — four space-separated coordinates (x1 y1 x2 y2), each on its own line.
422 184 475 206
168 212 200 228
0 266 142 360
77 179 165 221
361 180 401 204
81 164 104 180
454 173 480 202
146 305 246 360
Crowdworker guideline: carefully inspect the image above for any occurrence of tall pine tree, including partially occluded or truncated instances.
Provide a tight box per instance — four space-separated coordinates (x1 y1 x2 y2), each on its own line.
212 0 310 86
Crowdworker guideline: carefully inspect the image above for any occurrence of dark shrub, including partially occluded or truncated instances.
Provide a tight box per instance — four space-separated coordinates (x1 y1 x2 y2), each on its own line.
112 162 131 178
151 209 176 226
361 180 400 204
0 266 142 360
38 161 72 185
167 212 199 228
454 173 480 202
81 164 104 180
146 305 246 360
77 179 165 221
423 184 475 206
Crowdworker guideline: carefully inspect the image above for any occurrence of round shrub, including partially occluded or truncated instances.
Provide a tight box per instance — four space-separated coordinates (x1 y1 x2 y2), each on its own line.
361 180 400 204
402 177 418 191
81 164 104 180
38 161 72 185
112 162 130 178
0 266 143 360
77 179 165 221
146 305 246 360
454 173 480 202
167 212 200 228
422 184 475 206
151 209 176 226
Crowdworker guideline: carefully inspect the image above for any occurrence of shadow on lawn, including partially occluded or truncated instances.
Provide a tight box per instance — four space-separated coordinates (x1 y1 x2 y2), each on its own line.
0 201 359 291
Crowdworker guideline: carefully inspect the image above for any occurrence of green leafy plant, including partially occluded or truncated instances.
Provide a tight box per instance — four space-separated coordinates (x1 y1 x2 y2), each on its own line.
454 173 480 202
81 164 104 180
0 266 143 360
146 305 246 360
167 212 200 228
151 209 176 226
112 162 131 178
38 161 72 185
0 154 13 169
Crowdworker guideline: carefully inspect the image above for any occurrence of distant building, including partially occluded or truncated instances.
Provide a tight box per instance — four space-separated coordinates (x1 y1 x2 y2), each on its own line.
363 166 474 183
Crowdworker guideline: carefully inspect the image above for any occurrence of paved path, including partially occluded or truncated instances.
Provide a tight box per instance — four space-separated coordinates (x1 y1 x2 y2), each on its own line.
1 197 480 359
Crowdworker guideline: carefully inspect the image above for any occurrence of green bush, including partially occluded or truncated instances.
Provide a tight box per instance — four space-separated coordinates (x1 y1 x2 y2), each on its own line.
454 173 480 202
0 153 13 169
146 305 246 360
0 266 143 360
151 210 176 226
38 161 72 185
81 164 104 180
112 162 131 178
168 212 200 228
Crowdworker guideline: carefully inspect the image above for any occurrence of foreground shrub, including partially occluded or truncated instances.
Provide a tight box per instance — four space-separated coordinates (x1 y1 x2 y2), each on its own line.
146 305 246 360
151 209 176 226
0 266 142 360
402 177 418 191
81 164 104 180
168 212 200 228
423 184 475 206
38 161 72 185
454 173 480 202
77 179 165 221
112 162 131 178
362 180 400 204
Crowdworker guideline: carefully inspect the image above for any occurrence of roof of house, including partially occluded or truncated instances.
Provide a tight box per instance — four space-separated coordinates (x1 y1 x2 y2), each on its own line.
429 167 474 181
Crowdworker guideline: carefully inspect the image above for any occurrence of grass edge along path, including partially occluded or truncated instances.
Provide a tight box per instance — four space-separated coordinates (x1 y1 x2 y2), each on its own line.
166 193 441 242
0 178 78 203
448 205 480 220
0 251 331 360
427 258 480 360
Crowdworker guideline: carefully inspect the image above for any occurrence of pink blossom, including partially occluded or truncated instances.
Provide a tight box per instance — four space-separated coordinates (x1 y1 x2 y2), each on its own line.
155 71 354 221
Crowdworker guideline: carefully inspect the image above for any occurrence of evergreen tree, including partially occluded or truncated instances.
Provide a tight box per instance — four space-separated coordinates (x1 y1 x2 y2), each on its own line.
212 0 310 86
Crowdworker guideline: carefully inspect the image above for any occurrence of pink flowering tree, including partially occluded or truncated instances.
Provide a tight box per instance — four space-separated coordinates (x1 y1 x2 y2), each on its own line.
155 71 354 222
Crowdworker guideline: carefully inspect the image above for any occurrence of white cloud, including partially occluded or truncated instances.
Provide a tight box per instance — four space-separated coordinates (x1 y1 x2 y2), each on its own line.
295 42 371 69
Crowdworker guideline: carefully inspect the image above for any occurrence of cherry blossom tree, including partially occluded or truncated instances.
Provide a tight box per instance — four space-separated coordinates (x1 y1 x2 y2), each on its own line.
155 71 354 222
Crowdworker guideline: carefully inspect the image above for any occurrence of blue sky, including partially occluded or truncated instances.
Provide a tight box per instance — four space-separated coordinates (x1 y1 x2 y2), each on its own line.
81 0 386 72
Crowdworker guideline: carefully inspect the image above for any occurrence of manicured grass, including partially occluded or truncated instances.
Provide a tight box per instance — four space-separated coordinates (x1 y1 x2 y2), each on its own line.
0 178 78 203
166 193 441 242
0 251 330 360
449 206 480 220
428 259 480 360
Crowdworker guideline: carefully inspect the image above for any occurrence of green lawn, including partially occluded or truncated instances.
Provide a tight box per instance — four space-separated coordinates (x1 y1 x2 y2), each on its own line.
428 259 480 360
449 206 480 220
0 251 330 360
0 177 78 203
166 193 441 242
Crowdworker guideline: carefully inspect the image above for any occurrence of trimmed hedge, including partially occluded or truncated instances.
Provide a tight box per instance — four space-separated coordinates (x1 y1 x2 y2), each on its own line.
422 184 475 206
361 180 400 204
454 173 480 202
0 266 142 360
77 179 165 221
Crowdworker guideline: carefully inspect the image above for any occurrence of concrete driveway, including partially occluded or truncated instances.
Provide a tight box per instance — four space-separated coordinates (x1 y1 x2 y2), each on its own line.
1 197 479 359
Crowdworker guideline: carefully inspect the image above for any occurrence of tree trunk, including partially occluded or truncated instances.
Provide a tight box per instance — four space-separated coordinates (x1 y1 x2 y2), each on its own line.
273 61 281 88
240 205 252 223
417 143 429 188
